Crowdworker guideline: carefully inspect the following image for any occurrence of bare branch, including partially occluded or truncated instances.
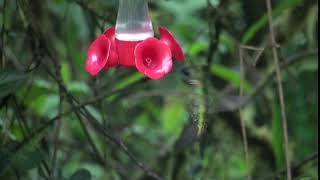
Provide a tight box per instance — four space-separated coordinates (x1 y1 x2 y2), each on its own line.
266 0 292 179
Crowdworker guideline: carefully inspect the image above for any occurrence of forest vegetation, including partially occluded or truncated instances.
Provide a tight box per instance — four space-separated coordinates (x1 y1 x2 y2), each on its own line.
0 0 318 179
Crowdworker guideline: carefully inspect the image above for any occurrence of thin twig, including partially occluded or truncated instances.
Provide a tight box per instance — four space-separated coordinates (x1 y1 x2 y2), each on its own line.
63 80 163 180
12 97 52 180
239 47 252 180
266 0 292 179
18 1 111 175
34 35 162 179
240 49 318 109
239 45 265 66
51 89 64 178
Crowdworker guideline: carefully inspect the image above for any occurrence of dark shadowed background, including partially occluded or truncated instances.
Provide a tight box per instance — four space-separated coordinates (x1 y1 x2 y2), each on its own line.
0 0 318 179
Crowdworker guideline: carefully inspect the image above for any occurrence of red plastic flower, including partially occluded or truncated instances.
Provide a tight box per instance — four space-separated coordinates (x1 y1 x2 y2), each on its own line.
86 27 184 79
103 27 119 68
86 35 111 76
135 38 173 80
159 27 185 61
86 28 118 76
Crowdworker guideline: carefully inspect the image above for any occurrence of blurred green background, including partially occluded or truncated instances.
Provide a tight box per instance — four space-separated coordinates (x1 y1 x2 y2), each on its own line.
0 0 318 179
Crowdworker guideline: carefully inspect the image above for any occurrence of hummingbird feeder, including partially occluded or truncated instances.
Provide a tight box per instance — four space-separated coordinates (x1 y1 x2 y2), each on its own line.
86 0 185 80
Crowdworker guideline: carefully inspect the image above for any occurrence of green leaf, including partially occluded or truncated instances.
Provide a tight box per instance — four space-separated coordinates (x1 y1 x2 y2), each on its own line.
162 98 187 138
0 69 28 98
11 149 43 174
70 169 92 180
61 62 71 84
188 42 208 56
67 81 91 95
17 78 55 106
271 100 285 169
0 123 49 176
210 64 253 93
29 94 59 118
114 72 144 90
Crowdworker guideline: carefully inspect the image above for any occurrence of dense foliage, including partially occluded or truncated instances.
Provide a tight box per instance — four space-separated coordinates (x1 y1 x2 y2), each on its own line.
0 0 318 179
